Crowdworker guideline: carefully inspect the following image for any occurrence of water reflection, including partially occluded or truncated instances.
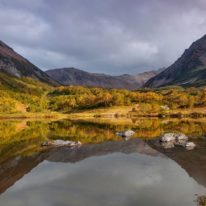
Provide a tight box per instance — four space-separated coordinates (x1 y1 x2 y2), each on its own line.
0 138 158 194
1 118 206 163
0 118 206 205
148 138 206 188
0 153 205 206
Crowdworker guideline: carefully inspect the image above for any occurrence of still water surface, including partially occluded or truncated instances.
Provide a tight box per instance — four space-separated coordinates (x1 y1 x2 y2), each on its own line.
0 118 206 206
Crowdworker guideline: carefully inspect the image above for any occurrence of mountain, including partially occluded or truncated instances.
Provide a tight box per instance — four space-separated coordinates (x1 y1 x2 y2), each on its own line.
145 34 206 88
46 67 160 90
0 40 58 85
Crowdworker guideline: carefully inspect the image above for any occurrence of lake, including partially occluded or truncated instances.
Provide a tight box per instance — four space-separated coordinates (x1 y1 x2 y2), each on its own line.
0 118 206 206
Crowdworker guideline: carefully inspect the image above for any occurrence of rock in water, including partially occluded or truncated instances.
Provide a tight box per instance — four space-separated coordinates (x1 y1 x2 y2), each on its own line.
41 140 81 147
174 134 188 146
185 142 196 150
160 133 188 142
116 130 135 137
124 130 135 137
160 141 175 149
176 134 188 141
160 133 196 150
174 139 187 146
160 133 176 142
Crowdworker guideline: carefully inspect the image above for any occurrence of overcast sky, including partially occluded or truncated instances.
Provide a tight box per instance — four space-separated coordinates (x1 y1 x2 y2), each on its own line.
0 0 206 74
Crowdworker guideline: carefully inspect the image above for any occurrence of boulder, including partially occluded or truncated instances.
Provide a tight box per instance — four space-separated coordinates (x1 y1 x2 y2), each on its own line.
161 141 175 149
160 133 196 150
185 142 196 150
161 133 188 142
41 140 81 147
160 133 176 142
174 139 188 146
176 134 188 141
116 130 135 137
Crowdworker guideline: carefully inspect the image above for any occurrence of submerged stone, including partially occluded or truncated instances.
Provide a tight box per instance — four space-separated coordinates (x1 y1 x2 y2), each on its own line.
160 133 196 150
161 133 188 142
116 130 135 137
160 133 176 142
185 142 196 150
160 141 175 149
41 140 81 147
176 134 188 141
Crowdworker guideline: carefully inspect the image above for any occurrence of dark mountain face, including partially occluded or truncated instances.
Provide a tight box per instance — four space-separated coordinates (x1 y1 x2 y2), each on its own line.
0 41 58 85
145 34 206 88
46 67 160 90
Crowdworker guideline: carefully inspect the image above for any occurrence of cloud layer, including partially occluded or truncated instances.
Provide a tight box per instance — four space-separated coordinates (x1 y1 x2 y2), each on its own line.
0 0 206 74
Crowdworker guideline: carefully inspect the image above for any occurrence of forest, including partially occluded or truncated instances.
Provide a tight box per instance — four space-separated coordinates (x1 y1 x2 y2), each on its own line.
1 72 206 117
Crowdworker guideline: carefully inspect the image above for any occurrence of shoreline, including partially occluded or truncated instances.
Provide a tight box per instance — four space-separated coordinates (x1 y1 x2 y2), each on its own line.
0 112 68 120
1 105 206 120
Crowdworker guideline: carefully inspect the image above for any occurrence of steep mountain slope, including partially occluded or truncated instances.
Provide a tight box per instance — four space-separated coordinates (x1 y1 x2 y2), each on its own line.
46 67 160 90
145 34 206 87
0 71 51 94
0 70 53 113
0 40 58 85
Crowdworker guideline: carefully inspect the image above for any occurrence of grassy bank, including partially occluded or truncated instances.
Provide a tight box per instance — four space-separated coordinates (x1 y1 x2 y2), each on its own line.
0 111 68 120
1 106 206 120
69 106 133 118
69 105 206 119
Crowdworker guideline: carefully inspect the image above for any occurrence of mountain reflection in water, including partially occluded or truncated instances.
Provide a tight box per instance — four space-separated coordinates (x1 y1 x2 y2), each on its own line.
0 118 206 206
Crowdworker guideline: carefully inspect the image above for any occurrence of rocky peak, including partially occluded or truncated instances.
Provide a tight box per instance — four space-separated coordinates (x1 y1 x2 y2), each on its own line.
145 34 206 87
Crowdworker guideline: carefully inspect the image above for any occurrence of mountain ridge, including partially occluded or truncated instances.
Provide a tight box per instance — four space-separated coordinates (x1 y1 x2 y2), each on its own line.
46 67 162 90
0 40 58 86
145 34 206 87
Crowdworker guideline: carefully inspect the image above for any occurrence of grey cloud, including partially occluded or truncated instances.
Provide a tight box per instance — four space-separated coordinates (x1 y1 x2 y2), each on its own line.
0 0 206 74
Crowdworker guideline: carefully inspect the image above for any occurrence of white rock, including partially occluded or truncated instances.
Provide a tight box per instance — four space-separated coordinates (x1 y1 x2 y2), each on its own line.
41 140 81 147
53 140 73 146
185 142 196 150
174 139 187 146
116 130 135 137
124 130 135 137
160 133 176 142
77 141 82 145
161 133 189 143
176 134 188 141
161 141 175 149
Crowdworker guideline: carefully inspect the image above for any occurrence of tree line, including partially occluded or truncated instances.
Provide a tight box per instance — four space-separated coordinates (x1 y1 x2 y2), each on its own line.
2 76 206 114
